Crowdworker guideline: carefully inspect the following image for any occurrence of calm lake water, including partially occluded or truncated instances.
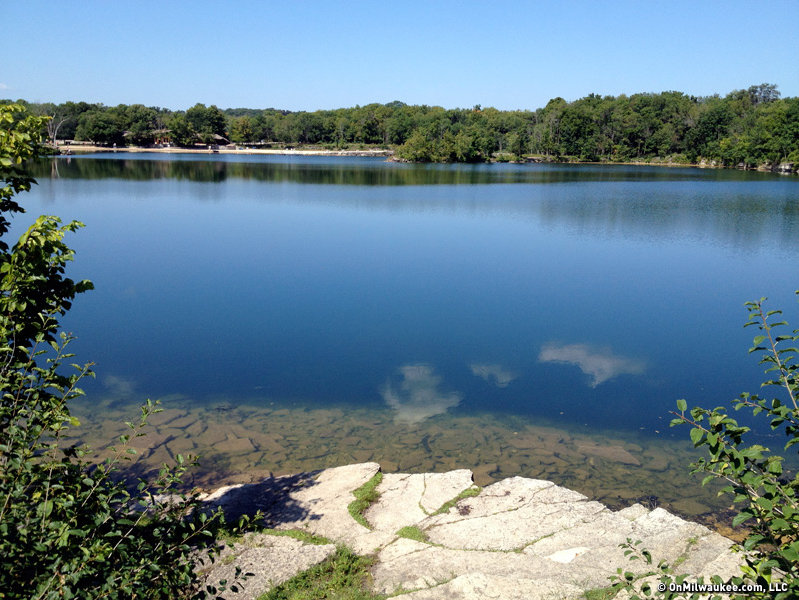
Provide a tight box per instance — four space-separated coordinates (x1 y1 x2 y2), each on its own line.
22 154 799 526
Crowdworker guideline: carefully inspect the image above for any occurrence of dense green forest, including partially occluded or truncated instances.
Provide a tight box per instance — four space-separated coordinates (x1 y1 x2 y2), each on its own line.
5 83 798 168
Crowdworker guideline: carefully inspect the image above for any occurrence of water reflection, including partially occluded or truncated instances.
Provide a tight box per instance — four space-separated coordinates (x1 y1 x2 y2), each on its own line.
31 154 795 187
469 363 517 388
29 156 799 251
538 343 646 388
103 374 137 399
380 364 462 423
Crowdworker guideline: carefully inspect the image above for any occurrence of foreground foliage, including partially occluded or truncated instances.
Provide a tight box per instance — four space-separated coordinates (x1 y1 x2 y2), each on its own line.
611 295 799 599
0 103 243 598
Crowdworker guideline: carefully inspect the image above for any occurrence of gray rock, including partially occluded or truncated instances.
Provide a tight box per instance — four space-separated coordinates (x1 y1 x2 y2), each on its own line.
200 534 335 600
200 463 741 599
422 477 606 551
399 573 585 600
201 462 380 536
364 470 474 532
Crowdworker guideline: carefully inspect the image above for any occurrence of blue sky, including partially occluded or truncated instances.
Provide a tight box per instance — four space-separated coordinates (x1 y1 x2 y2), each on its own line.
5 1 798 112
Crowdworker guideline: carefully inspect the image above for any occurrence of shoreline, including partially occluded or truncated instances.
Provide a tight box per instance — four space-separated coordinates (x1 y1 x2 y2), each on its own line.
55 144 394 157
54 145 796 174
67 395 739 539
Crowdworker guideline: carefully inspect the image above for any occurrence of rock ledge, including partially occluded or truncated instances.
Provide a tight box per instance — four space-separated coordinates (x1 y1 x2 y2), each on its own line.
200 463 740 599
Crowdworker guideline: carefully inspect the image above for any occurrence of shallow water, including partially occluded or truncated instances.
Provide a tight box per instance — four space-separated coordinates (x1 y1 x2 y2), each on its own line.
24 155 799 530
68 394 736 526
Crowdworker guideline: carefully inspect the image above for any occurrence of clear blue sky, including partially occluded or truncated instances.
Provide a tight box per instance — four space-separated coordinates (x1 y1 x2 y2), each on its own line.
4 0 798 112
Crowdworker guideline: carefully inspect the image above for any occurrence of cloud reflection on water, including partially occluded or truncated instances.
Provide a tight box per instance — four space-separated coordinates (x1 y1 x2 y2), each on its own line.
381 364 462 424
469 363 517 388
538 343 645 387
103 374 137 399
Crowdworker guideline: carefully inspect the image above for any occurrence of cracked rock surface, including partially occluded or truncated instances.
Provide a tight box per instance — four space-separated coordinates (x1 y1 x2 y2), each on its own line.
199 533 336 600
200 463 740 599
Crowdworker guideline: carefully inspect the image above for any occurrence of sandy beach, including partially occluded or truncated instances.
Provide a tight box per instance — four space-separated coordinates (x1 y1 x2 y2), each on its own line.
56 144 394 158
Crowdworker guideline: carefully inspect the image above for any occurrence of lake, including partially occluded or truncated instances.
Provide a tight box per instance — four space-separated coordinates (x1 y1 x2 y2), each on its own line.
22 154 799 528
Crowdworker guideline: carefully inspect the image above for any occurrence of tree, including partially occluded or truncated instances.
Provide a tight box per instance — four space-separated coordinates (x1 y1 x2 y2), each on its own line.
454 130 481 162
123 104 159 145
185 104 228 144
229 116 255 144
75 109 125 146
47 102 95 141
748 83 781 106
540 97 567 156
166 114 196 147
0 103 245 599
685 99 733 160
29 103 70 147
385 108 414 145
395 129 433 162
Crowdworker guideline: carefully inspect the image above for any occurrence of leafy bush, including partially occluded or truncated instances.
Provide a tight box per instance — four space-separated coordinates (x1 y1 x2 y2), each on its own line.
0 103 243 599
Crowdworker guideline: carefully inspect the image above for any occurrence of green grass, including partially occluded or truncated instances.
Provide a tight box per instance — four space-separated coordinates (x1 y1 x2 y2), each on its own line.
431 485 481 515
583 586 618 600
257 547 385 600
395 526 428 543
262 528 333 546
217 530 245 546
347 472 383 529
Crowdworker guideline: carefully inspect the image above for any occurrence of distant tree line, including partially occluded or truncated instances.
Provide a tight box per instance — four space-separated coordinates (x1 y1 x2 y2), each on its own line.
4 83 798 168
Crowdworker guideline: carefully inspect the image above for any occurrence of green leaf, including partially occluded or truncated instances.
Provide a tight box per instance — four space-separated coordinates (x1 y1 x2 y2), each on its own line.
770 518 789 530
755 497 772 511
689 427 704 446
676 399 687 412
766 460 782 475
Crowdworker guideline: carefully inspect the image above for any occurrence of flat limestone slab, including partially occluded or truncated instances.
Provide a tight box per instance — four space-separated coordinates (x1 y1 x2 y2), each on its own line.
200 534 335 600
364 470 475 532
202 462 382 539
421 477 606 551
398 573 585 600
373 474 739 596
371 541 579 594
201 463 741 600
